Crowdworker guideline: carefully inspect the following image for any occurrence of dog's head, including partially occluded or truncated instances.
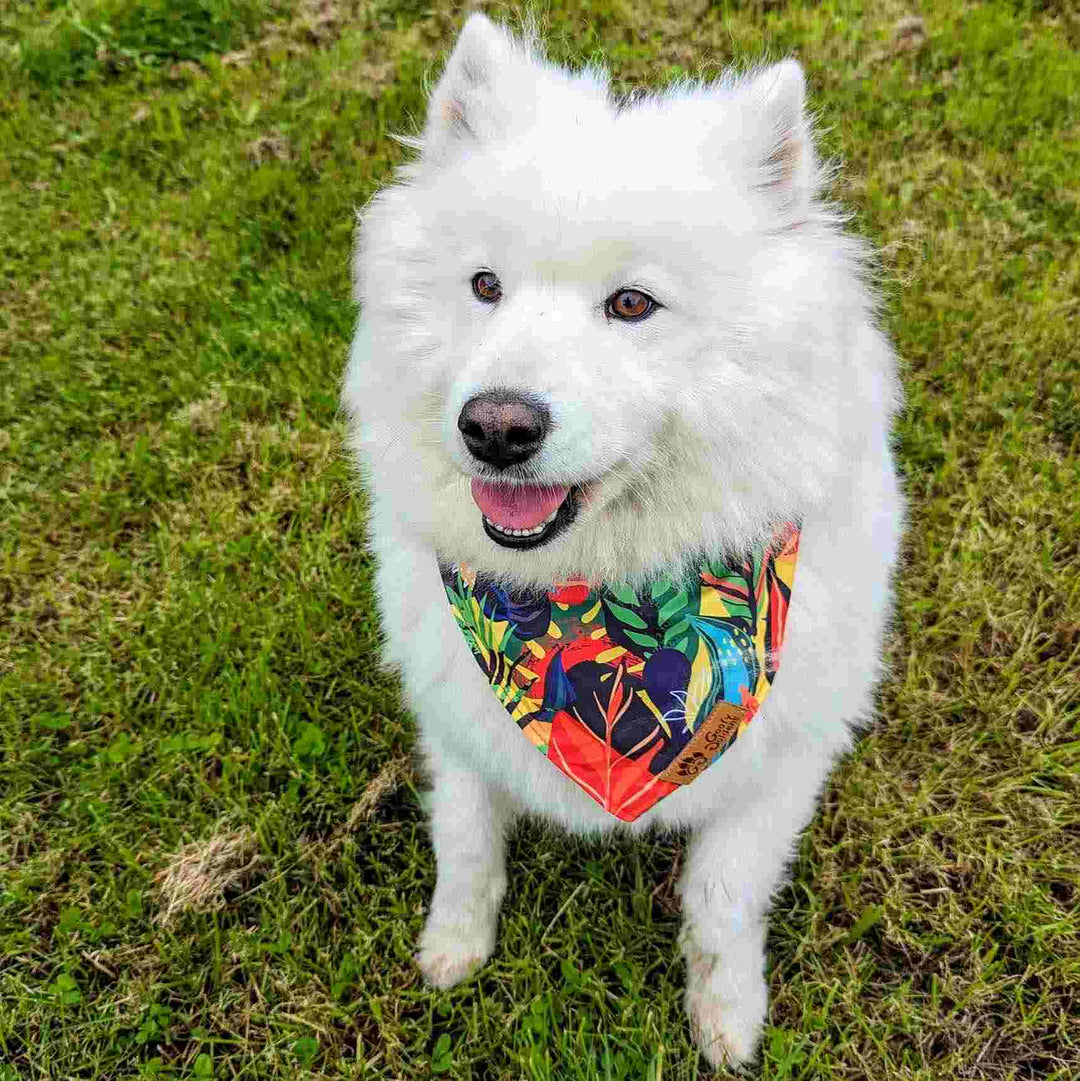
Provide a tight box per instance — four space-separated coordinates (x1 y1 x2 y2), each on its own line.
344 14 896 586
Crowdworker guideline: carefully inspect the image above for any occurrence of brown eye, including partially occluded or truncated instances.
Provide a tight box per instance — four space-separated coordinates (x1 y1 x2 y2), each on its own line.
606 288 655 321
472 271 502 302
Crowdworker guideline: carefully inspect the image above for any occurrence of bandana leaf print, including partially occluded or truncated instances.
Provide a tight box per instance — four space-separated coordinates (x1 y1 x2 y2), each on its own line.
439 522 800 822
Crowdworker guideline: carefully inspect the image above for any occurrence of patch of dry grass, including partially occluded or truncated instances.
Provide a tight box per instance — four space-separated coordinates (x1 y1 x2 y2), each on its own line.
155 826 263 925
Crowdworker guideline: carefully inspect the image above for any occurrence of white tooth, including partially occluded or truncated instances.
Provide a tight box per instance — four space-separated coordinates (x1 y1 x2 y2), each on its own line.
483 513 558 539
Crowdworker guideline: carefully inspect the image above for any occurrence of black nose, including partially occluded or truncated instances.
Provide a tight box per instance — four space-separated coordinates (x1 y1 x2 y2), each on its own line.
457 390 550 469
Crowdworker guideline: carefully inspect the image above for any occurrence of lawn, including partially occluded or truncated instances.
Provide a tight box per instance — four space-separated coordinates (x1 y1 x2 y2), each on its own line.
1 0 1078 1077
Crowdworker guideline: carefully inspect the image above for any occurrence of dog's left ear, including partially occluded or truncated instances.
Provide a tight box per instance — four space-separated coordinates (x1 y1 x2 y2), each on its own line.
422 13 525 161
745 59 818 216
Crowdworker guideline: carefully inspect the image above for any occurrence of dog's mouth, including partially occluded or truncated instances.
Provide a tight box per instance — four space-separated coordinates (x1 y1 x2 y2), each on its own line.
471 479 585 550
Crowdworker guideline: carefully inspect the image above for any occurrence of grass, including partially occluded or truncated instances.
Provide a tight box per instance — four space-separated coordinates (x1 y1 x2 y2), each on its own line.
1 0 1078 1077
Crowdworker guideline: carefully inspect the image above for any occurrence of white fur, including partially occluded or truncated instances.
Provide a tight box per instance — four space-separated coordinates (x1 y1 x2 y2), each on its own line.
342 13 903 1068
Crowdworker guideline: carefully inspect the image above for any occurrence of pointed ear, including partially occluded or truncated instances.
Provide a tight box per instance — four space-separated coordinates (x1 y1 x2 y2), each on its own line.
746 59 817 213
422 13 521 160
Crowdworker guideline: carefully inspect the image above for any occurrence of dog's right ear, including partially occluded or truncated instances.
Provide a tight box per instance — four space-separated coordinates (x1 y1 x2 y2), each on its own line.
422 13 524 160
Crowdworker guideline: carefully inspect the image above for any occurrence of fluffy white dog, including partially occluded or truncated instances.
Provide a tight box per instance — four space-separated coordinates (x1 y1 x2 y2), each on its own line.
343 13 903 1068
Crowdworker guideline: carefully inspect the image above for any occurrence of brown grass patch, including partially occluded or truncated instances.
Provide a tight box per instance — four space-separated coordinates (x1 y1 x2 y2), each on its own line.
246 132 292 165
173 386 228 435
299 757 413 875
346 756 412 827
155 825 263 925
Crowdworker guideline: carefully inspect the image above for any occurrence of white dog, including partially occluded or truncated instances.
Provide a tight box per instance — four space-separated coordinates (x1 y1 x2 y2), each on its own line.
343 13 902 1068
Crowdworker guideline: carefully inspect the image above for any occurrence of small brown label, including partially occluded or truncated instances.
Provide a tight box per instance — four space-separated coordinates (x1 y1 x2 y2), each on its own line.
656 702 745 785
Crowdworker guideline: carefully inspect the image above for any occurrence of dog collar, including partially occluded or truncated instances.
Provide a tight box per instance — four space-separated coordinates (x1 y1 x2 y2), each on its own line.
438 523 800 822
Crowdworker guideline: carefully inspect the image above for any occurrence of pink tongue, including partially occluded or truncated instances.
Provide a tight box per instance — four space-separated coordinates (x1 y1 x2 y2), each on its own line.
471 480 570 530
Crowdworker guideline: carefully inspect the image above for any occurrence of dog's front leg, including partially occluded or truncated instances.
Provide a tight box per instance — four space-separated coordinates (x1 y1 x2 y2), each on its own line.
416 754 511 988
679 762 823 1069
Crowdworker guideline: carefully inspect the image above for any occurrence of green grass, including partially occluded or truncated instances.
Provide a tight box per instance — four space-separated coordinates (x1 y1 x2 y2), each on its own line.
1 0 1078 1077
17 0 283 86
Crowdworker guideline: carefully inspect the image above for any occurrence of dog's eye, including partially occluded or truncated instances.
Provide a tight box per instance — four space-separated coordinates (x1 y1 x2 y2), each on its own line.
605 288 656 322
472 271 502 303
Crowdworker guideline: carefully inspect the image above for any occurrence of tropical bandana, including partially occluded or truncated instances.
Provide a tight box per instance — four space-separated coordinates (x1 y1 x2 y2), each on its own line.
438 523 800 822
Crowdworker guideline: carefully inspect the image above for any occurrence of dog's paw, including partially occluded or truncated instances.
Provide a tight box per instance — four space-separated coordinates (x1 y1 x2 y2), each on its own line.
415 914 495 989
684 943 766 1070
